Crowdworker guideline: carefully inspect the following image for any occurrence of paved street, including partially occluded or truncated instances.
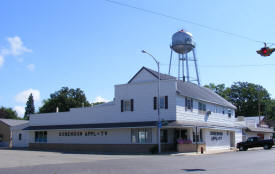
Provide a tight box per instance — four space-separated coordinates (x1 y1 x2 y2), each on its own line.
0 148 275 174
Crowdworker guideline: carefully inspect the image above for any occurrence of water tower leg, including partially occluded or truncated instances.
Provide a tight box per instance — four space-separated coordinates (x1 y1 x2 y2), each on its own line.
168 49 173 75
186 53 190 82
178 54 180 80
182 54 185 82
192 49 200 86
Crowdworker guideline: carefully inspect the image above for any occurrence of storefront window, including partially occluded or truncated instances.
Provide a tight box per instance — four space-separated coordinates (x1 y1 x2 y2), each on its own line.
160 129 168 143
193 129 203 143
35 131 47 143
131 128 152 144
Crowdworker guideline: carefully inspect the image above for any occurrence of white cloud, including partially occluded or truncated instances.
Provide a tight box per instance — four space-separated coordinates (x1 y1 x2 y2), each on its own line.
0 55 3 68
26 64 35 71
14 106 25 118
15 88 40 104
0 36 31 69
5 36 32 56
93 96 109 103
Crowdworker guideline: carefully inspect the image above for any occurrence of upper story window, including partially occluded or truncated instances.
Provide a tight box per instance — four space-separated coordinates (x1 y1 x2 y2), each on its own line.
154 96 168 110
228 109 232 118
198 102 206 114
222 107 225 114
121 99 134 112
185 97 193 111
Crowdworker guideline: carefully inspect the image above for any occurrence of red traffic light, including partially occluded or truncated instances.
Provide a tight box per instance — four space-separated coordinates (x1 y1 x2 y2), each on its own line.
262 48 268 54
257 47 275 57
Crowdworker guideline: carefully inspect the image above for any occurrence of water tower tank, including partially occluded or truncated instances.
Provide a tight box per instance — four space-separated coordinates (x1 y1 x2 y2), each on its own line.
171 30 195 54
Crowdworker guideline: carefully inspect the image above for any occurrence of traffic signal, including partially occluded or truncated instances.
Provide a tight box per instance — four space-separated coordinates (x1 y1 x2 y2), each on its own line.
256 47 275 57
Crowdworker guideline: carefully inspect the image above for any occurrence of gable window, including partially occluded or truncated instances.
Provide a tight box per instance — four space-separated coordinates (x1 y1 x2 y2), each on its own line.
228 109 232 118
154 96 168 110
121 99 134 112
198 102 206 114
185 97 193 111
19 133 22 141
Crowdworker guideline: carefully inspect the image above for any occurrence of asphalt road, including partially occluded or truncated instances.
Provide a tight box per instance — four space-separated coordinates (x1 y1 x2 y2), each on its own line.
0 148 275 174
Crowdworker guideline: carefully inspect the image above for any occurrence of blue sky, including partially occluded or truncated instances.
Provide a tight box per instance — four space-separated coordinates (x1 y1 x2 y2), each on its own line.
1 0 275 117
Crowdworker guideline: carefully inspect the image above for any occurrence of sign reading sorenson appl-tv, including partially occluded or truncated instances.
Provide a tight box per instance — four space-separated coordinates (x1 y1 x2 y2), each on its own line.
210 131 223 141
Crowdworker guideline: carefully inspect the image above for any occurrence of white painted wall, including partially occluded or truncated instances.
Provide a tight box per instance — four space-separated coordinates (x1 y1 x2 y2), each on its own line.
11 123 29 147
234 128 243 145
205 129 230 150
29 80 177 126
29 128 158 144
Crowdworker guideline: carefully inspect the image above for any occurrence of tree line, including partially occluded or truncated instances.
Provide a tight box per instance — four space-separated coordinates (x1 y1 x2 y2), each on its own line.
1 82 275 120
204 82 275 120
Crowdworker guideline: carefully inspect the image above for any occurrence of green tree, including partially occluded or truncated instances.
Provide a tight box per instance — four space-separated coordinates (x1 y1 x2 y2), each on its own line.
0 106 19 119
205 82 271 117
24 93 35 120
39 87 91 113
204 83 231 101
229 82 270 116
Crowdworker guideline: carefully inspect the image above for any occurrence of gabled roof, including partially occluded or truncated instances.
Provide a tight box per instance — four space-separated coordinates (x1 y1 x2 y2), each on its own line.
128 66 176 83
0 119 28 127
128 66 236 109
177 81 236 109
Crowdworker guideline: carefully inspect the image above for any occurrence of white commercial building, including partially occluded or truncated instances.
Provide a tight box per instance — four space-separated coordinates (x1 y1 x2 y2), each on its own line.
24 67 244 153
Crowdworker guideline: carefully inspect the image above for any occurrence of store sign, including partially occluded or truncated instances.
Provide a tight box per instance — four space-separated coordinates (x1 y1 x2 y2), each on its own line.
59 131 108 137
210 131 223 141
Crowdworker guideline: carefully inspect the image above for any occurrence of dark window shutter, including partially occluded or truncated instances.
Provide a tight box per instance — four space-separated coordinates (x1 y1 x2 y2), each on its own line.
185 98 187 110
191 99 193 111
165 96 168 109
121 100 124 112
131 99 134 112
153 97 157 110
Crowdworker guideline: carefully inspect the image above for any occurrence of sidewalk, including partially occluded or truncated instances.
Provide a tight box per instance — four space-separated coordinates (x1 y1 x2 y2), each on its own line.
171 148 237 156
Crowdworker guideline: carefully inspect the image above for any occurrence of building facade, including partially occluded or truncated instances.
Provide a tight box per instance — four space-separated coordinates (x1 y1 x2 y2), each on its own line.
0 119 28 147
24 67 243 153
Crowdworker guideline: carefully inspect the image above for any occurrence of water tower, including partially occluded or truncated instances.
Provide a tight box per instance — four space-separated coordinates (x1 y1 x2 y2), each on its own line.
168 30 200 85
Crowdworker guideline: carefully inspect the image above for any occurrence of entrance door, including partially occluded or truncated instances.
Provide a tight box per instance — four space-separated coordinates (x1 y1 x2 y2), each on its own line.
230 132 235 147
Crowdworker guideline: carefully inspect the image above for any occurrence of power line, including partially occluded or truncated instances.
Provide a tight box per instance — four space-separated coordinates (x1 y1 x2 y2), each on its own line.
104 0 274 45
161 63 275 68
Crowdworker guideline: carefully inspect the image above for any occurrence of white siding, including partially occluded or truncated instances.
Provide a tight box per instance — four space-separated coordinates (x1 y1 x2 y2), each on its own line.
29 80 177 126
176 95 235 125
129 69 158 83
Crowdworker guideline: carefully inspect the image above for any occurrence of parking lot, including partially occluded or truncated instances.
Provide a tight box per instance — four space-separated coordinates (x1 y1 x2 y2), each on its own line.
0 148 275 174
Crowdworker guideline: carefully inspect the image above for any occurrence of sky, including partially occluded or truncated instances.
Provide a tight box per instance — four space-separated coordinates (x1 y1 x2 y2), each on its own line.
0 0 275 117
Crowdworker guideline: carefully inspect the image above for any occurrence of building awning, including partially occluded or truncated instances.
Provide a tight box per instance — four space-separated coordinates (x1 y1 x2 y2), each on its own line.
23 121 160 130
246 127 275 133
166 120 241 130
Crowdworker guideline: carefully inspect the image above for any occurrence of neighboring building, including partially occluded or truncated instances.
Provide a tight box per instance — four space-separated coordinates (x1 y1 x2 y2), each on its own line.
24 67 243 153
0 119 28 147
235 116 274 141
